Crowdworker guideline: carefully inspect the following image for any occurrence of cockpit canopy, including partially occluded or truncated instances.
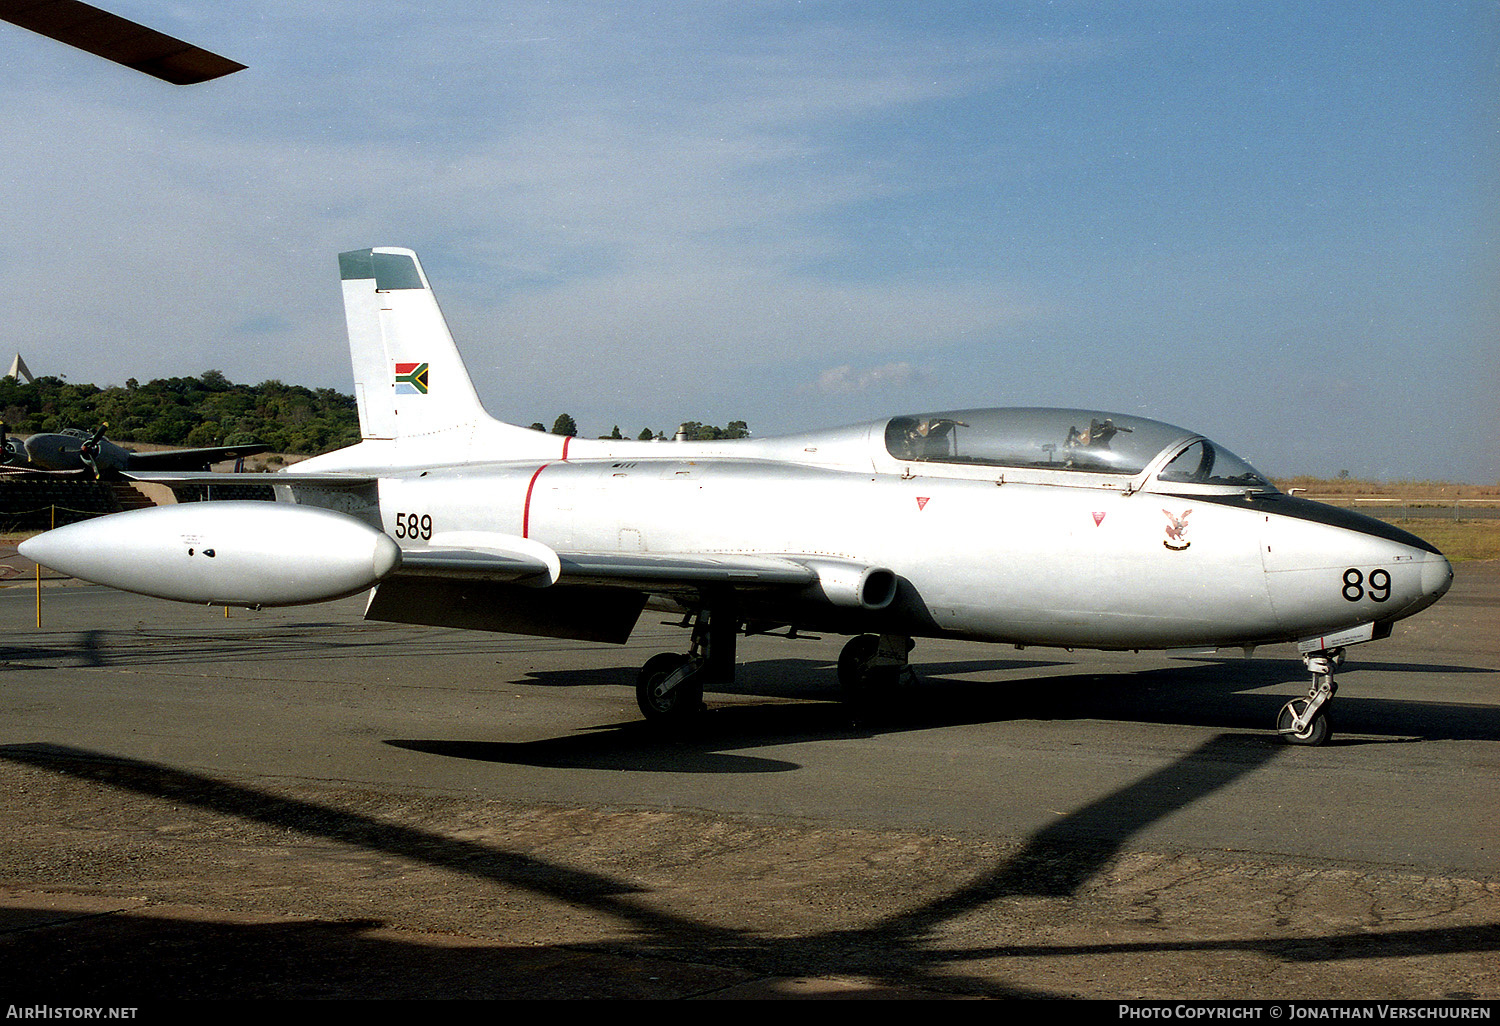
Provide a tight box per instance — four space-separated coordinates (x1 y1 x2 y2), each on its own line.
883 408 1271 489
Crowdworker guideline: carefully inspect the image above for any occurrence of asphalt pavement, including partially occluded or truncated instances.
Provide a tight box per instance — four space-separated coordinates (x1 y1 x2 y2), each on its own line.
0 562 1495 1000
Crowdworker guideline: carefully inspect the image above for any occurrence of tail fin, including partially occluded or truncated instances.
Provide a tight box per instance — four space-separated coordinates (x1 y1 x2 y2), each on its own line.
338 247 489 441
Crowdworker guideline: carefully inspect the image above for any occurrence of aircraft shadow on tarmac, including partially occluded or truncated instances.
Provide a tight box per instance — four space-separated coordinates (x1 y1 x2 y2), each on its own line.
2 739 1496 999
5 620 1496 747
396 653 1500 774
0 619 613 669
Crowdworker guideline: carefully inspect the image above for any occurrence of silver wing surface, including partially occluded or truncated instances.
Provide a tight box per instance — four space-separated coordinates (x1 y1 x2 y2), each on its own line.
379 545 821 643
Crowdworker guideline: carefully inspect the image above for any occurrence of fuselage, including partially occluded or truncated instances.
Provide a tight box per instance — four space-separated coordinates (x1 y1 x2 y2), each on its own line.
296 407 1453 652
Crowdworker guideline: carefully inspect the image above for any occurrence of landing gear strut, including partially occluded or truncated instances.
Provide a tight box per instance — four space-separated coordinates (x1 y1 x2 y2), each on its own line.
635 605 737 724
1277 648 1343 746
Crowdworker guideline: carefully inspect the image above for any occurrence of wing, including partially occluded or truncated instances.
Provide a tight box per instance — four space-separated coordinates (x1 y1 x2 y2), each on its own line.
124 445 271 472
400 545 817 589
18 491 890 642
374 532 888 644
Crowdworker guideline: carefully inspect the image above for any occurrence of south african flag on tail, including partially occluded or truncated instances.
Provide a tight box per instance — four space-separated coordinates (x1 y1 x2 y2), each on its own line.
394 361 429 395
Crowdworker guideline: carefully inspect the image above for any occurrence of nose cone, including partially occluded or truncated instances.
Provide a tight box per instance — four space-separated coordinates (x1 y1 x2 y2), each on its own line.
1416 549 1454 613
1260 498 1455 638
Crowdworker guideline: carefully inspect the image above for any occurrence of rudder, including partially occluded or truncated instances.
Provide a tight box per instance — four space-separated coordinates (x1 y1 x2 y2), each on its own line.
338 247 489 441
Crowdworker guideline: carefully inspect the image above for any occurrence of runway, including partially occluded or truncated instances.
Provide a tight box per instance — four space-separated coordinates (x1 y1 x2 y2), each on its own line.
0 564 1496 999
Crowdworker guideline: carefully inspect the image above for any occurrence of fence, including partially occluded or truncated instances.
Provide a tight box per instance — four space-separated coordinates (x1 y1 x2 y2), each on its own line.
0 479 121 533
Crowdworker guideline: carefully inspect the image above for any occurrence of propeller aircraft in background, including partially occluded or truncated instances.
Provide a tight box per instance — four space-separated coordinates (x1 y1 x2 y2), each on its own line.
0 423 267 476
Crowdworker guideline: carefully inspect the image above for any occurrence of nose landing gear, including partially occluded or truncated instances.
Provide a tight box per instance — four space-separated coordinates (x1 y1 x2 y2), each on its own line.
1278 648 1343 745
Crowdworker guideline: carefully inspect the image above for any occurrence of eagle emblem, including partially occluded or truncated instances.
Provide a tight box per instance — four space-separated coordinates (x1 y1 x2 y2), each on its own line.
1163 509 1192 551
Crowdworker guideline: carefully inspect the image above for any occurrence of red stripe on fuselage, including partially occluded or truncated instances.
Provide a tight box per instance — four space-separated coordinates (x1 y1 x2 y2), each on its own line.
561 436 571 460
522 463 550 538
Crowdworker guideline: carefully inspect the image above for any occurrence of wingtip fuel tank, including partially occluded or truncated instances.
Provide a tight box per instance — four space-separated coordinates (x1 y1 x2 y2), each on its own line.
20 502 401 607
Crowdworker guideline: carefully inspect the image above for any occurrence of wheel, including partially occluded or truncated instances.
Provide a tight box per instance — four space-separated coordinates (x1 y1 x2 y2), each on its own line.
636 653 702 723
837 634 902 700
1277 698 1332 746
837 635 879 693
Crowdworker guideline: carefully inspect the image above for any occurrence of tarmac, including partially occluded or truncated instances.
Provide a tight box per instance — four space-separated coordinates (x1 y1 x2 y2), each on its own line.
0 559 1495 1001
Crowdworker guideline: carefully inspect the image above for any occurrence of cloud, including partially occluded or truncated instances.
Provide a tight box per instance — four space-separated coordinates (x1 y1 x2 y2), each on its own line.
0 3 1060 402
810 362 923 395
6 3 1488 479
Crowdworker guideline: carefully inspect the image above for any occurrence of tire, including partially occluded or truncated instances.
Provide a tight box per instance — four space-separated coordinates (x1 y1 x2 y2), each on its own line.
837 634 902 703
636 653 702 722
1277 699 1332 746
837 635 880 694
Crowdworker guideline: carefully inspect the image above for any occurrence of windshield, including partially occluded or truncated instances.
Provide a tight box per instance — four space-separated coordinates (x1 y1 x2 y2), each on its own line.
1154 438 1269 487
883 407 1269 487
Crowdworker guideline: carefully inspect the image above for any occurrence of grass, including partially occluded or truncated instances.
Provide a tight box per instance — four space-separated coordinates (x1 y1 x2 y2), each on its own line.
1382 519 1500 563
1274 476 1500 502
1271 477 1500 561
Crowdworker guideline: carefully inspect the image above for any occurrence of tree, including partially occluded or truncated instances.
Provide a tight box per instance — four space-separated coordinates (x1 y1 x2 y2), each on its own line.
186 422 221 447
672 420 750 441
638 427 655 441
551 413 578 437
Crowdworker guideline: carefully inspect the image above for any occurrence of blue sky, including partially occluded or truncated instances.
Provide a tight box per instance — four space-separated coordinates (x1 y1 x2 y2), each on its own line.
1 2 1495 481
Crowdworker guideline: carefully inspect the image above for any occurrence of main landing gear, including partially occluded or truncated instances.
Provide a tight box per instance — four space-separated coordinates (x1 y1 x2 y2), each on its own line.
636 652 702 722
1277 648 1343 746
836 633 914 703
635 607 735 725
634 610 916 725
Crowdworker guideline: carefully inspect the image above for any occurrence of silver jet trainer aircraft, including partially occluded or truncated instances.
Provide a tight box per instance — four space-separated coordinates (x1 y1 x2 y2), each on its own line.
21 247 1454 745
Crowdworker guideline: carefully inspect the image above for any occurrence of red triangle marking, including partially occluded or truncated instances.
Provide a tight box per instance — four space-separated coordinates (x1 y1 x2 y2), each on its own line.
916 497 930 510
